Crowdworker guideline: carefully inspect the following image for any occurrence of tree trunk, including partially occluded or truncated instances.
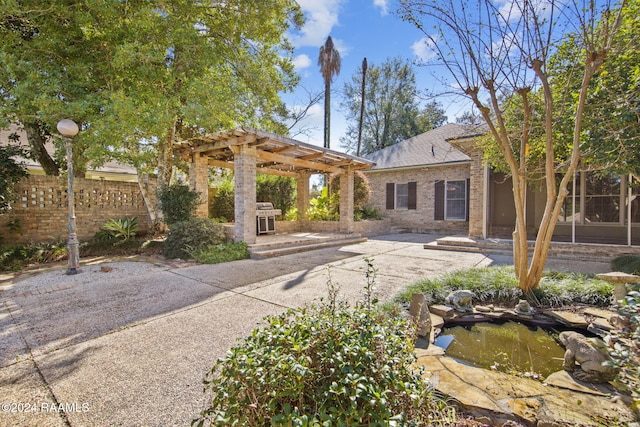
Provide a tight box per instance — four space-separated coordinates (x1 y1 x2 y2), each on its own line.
324 82 331 149
154 122 176 232
24 121 60 175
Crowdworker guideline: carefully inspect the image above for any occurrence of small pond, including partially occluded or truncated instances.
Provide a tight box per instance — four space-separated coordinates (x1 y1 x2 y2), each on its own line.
434 321 567 378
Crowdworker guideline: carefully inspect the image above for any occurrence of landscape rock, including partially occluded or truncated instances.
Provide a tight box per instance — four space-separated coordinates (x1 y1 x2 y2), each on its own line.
416 354 635 426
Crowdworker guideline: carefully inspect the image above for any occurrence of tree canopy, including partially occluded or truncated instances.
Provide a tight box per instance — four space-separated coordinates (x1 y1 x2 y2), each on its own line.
399 0 627 291
0 1 303 183
340 57 447 156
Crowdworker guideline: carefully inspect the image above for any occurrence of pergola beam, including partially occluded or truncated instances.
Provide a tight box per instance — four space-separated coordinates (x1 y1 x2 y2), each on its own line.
256 149 340 173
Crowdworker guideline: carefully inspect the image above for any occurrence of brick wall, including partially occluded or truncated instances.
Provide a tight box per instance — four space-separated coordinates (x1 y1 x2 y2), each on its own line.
0 176 156 245
364 164 470 234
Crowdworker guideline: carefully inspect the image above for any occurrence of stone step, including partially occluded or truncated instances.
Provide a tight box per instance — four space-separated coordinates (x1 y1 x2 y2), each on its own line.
248 237 367 259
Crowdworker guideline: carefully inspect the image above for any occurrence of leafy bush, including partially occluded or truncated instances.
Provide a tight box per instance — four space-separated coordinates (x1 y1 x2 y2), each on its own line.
256 174 296 217
396 265 613 307
606 291 640 416
186 242 249 264
0 242 67 272
164 218 227 259
194 261 455 427
158 184 203 224
210 180 235 221
611 255 640 275
305 186 339 221
99 217 138 241
355 206 382 221
0 145 29 213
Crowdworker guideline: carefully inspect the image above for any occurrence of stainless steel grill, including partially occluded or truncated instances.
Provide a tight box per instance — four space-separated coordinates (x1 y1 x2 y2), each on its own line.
256 202 281 235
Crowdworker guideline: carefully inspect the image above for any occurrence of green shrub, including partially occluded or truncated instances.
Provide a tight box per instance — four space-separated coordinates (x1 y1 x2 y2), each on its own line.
396 265 613 308
611 255 640 275
606 291 640 416
99 217 138 241
355 206 382 221
0 242 67 271
186 242 249 264
194 261 456 427
210 180 235 221
164 218 227 259
158 184 203 224
256 174 296 217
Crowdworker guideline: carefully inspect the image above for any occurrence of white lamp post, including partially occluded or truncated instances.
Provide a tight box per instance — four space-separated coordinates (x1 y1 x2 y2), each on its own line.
57 119 80 275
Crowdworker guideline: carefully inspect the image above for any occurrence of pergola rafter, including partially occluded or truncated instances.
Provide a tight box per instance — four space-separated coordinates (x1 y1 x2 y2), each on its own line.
175 127 375 243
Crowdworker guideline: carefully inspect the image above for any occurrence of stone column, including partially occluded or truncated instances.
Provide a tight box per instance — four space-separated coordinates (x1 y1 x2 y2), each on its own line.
296 173 310 222
189 153 209 218
339 168 355 233
233 144 257 244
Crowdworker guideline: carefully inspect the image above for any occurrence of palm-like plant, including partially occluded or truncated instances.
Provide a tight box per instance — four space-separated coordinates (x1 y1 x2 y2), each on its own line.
318 36 341 149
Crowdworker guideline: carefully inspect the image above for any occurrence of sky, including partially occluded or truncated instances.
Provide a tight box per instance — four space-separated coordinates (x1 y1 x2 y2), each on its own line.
282 0 474 152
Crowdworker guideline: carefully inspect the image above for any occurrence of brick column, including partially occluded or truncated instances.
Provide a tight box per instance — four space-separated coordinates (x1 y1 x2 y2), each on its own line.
339 168 355 233
467 148 485 238
233 144 257 244
296 173 310 221
189 153 209 218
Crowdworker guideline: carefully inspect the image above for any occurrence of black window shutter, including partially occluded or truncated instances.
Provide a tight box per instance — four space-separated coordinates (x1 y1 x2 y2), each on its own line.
466 178 470 221
386 183 395 210
434 180 444 220
408 182 417 210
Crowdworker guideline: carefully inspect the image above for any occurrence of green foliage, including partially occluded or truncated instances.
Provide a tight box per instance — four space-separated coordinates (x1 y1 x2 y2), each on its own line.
611 255 640 275
606 291 640 416
305 187 339 221
396 266 613 307
355 206 382 221
186 241 249 264
210 179 235 222
0 145 29 212
306 172 373 221
284 207 298 221
256 174 296 217
0 242 67 272
99 217 138 241
158 184 202 225
163 218 227 259
0 1 304 177
195 261 456 427
340 56 447 155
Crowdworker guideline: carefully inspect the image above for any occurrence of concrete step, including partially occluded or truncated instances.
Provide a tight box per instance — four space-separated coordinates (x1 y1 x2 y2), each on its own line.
249 236 368 259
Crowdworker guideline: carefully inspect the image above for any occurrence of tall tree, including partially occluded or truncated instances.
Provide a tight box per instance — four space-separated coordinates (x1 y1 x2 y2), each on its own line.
0 0 303 223
318 36 341 149
399 0 627 292
340 57 447 155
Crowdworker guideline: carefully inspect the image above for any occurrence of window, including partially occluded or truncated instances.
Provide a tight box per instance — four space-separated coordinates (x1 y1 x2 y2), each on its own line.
435 179 468 220
445 180 467 220
386 182 417 210
396 183 408 209
584 173 620 223
557 172 638 224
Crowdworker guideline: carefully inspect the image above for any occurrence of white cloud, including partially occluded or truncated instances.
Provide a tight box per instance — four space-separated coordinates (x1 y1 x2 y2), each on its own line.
373 0 388 16
411 36 438 62
293 54 312 70
293 0 343 47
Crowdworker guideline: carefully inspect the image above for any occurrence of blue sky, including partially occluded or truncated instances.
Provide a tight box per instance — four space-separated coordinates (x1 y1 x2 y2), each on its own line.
282 0 473 152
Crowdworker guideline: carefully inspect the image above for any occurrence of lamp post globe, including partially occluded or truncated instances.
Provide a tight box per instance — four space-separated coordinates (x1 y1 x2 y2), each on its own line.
57 119 79 138
57 119 80 275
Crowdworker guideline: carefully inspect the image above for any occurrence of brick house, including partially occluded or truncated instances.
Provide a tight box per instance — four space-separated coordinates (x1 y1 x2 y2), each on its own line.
363 123 639 245
363 123 486 236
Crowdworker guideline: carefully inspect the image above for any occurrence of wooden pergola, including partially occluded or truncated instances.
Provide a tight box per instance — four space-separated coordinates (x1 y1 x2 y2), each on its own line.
174 128 374 244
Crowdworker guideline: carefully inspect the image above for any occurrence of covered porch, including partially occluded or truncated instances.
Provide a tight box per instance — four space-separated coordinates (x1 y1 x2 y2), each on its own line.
174 128 375 245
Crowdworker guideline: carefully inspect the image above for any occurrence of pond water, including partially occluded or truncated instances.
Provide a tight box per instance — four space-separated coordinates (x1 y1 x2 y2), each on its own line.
434 321 567 378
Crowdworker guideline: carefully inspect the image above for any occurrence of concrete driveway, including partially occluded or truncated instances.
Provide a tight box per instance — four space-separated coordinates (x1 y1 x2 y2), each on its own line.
0 234 610 427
